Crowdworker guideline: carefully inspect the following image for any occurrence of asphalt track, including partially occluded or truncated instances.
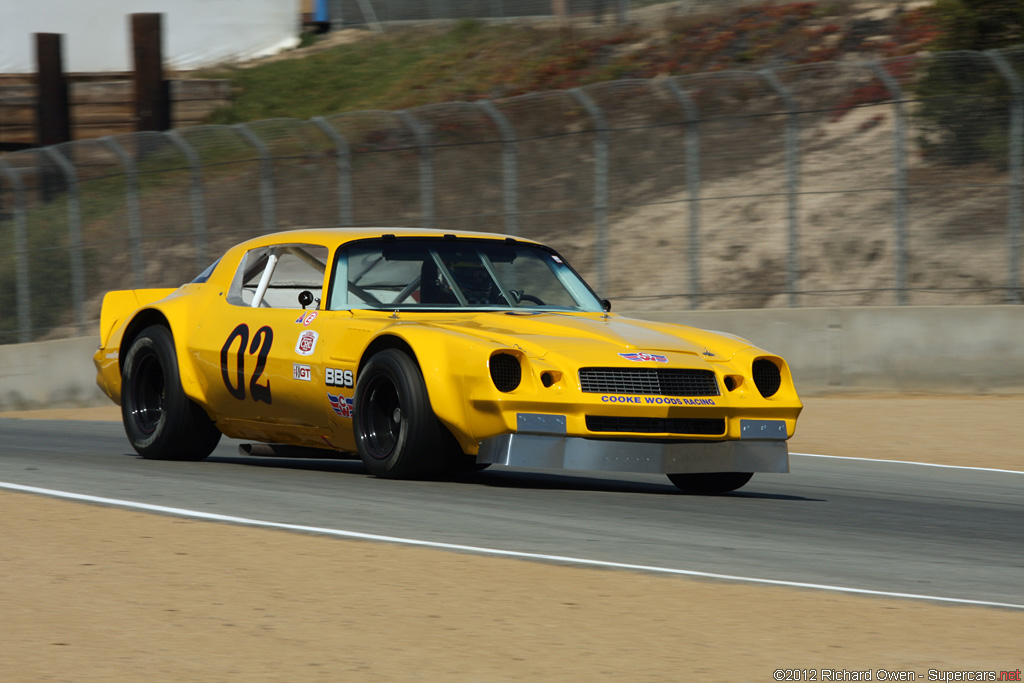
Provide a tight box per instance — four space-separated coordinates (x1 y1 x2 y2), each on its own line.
1 418 1021 607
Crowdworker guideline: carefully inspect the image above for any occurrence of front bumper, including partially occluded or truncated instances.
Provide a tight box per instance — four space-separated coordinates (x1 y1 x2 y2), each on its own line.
475 413 790 475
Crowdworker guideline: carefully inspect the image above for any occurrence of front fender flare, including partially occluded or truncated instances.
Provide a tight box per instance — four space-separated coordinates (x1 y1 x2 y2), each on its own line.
359 326 507 453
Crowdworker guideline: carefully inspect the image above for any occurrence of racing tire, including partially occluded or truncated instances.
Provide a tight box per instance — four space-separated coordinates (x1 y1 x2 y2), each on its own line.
354 349 444 479
121 325 221 461
668 472 753 494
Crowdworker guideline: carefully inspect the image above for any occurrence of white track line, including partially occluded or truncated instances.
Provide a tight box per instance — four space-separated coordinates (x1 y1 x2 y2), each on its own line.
2 481 1022 611
792 452 1024 474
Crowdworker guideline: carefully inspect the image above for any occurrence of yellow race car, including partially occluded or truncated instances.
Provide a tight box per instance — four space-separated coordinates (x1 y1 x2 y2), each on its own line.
94 228 801 494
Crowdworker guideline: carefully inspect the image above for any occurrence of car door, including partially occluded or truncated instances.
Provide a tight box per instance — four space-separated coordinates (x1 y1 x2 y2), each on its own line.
192 242 334 446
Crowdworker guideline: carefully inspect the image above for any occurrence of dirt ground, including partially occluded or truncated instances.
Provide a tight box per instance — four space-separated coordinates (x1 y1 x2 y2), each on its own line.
1 395 1021 681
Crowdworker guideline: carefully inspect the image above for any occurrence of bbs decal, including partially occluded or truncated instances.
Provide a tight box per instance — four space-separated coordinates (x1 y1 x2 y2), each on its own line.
325 367 354 388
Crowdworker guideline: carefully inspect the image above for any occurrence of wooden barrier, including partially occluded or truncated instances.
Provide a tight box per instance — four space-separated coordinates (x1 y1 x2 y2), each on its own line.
0 77 231 146
35 34 71 148
131 13 170 133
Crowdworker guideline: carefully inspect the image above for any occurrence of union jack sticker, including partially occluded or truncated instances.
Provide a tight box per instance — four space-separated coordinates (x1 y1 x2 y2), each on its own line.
618 352 668 363
327 392 354 418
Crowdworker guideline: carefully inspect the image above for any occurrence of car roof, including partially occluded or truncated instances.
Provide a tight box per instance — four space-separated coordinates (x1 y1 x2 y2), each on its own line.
203 228 552 288
234 227 539 250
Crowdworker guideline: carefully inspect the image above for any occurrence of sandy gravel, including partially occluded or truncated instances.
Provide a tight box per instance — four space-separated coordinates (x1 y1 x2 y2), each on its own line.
787 395 1023 471
1 396 1022 681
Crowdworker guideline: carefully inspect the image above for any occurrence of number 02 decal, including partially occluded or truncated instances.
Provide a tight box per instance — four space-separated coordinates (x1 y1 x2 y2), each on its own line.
220 324 274 404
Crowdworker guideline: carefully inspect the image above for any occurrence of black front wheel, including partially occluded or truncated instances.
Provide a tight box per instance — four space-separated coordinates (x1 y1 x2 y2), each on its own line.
354 349 445 479
120 325 221 461
668 472 753 494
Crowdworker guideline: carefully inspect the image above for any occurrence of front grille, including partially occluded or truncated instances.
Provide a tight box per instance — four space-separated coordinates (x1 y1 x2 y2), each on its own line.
579 367 719 396
586 416 726 435
490 353 521 392
752 359 781 398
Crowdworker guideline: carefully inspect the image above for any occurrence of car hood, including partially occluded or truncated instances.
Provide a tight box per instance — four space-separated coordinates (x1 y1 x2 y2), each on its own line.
417 311 753 364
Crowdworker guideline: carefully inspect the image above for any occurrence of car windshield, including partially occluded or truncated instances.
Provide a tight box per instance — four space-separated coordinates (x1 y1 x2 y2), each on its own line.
328 237 603 312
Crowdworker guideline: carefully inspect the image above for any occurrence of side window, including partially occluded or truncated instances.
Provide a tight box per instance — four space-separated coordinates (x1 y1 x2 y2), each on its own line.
226 244 328 309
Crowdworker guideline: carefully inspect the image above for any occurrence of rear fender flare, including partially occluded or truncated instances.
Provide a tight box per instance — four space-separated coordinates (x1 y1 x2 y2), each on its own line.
119 299 211 409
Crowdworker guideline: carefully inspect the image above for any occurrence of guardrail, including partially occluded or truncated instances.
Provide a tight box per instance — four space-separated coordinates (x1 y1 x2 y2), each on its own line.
2 306 1022 411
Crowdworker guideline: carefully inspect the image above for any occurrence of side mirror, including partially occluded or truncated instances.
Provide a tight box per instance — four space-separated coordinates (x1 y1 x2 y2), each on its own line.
298 290 314 309
601 298 611 312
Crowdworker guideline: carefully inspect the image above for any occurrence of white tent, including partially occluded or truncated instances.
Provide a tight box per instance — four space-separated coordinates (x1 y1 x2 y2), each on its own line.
0 0 300 73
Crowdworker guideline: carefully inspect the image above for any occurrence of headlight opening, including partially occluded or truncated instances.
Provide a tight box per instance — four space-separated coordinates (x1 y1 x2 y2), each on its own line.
490 352 522 392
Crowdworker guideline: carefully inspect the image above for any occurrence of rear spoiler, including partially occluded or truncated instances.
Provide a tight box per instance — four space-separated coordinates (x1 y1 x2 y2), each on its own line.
98 288 176 348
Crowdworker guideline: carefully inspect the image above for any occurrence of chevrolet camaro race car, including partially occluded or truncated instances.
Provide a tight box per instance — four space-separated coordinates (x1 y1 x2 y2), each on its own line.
94 228 802 494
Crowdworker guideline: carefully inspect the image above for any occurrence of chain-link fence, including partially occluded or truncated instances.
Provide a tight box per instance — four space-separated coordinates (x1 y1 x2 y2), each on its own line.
2 47 1024 344
324 0 759 28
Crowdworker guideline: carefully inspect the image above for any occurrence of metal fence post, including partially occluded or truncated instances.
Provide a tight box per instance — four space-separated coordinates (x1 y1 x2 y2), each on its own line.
101 137 146 288
355 0 384 33
329 0 344 30
476 100 519 236
234 123 277 234
397 110 435 229
165 130 208 271
40 146 86 331
312 116 354 227
871 60 909 306
759 68 801 307
987 49 1023 304
0 158 32 342
663 79 701 309
570 87 610 296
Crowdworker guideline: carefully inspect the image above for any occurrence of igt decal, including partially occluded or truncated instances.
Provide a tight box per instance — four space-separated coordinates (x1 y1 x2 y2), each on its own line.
293 363 312 381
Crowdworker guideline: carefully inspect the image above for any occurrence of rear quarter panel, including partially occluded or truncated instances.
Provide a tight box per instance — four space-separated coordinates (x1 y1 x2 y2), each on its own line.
93 285 215 406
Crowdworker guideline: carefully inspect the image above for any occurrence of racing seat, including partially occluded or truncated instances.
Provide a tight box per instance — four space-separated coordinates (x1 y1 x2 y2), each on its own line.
418 259 458 305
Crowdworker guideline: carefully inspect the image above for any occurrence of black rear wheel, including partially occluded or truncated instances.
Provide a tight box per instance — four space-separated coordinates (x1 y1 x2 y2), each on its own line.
668 472 753 494
121 325 221 461
354 349 445 479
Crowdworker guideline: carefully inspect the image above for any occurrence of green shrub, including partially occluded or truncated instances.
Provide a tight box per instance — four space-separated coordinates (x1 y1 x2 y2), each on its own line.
915 0 1024 166
930 0 1024 52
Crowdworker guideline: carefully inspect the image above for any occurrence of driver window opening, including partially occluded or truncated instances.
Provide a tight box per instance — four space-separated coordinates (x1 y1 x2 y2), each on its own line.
227 244 328 309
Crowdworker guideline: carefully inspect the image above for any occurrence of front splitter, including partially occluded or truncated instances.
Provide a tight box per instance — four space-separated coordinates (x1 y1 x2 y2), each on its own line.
476 433 789 474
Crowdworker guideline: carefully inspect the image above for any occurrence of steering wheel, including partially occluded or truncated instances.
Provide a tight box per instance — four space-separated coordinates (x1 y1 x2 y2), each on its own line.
518 293 545 305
